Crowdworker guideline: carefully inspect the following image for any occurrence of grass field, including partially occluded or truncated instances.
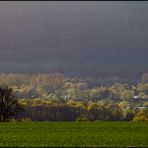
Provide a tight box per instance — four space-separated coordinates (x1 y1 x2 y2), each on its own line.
0 121 147 147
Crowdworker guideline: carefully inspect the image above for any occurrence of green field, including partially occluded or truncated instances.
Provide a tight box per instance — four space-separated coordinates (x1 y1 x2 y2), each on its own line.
0 122 148 147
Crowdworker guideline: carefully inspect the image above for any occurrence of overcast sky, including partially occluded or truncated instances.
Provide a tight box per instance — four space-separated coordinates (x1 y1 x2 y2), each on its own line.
0 1 148 64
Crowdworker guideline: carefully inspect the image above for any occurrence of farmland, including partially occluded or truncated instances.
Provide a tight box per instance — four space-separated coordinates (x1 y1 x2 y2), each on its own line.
0 122 147 147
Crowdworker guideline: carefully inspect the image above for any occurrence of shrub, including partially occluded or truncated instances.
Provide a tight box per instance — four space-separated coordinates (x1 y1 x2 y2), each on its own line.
133 115 148 122
21 117 32 123
10 118 17 123
144 102 148 107
76 117 89 122
124 110 134 121
94 120 104 122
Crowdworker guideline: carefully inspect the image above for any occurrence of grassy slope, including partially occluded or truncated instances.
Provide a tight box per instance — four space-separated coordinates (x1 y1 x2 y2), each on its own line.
0 122 147 147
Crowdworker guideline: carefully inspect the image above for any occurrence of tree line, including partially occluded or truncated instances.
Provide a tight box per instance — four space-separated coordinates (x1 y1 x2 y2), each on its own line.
0 85 147 122
0 73 148 122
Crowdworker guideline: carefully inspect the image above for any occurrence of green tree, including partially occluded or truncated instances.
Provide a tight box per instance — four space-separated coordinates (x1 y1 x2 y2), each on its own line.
0 86 22 122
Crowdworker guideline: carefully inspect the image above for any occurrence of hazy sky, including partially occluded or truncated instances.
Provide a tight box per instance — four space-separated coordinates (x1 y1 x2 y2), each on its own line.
0 1 148 64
